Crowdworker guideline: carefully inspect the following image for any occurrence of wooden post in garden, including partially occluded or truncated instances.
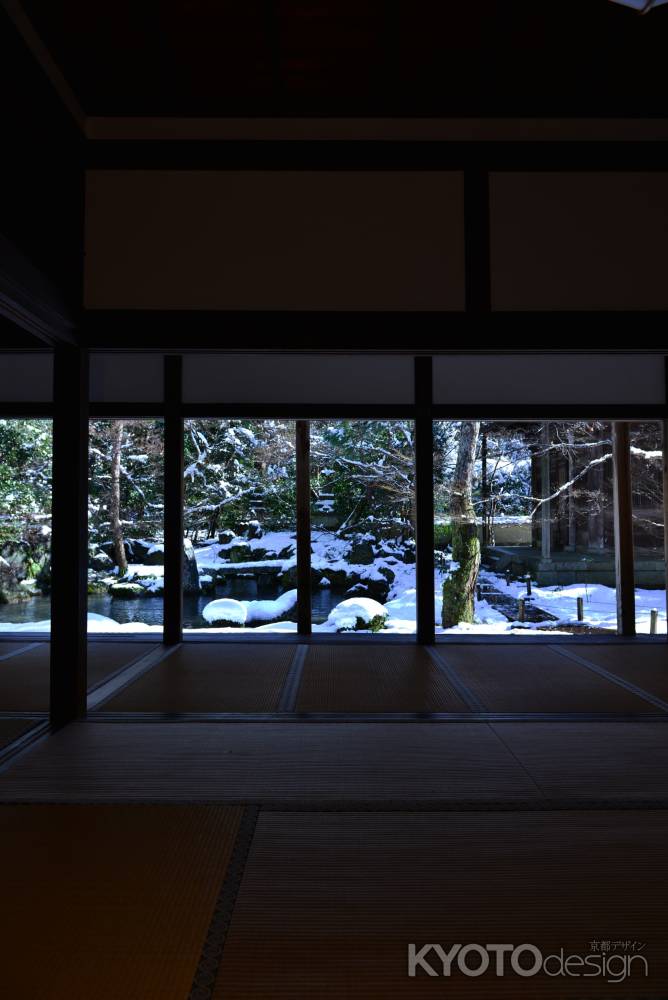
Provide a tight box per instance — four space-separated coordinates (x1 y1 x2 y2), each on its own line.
650 609 658 636
577 596 584 622
518 597 525 622
526 575 532 596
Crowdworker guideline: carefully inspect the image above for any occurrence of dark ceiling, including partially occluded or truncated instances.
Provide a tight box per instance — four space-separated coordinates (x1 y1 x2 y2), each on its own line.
18 0 668 118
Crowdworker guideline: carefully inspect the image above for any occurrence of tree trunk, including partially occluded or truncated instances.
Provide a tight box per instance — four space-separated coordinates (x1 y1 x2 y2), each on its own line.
481 427 489 545
110 420 127 575
442 421 481 628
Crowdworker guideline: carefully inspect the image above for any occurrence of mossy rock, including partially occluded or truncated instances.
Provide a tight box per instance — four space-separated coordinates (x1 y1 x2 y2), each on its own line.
228 543 252 563
109 582 145 599
348 539 376 565
339 613 387 633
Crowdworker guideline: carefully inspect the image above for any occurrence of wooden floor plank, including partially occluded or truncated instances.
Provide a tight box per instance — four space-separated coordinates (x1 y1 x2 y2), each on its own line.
216 809 668 998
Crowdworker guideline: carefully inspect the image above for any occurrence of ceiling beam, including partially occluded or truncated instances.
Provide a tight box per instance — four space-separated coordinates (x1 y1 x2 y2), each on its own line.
1 0 85 131
85 117 668 142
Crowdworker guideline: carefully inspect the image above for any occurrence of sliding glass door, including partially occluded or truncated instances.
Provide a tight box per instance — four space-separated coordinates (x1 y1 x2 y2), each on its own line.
434 420 623 636
182 419 298 633
309 419 416 635
87 419 165 634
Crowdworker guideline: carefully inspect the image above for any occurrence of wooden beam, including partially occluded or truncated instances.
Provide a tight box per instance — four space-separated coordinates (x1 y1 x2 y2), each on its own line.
50 347 88 728
163 355 183 645
415 356 435 643
86 139 668 172
0 234 77 345
1 0 85 131
296 419 312 635
612 421 636 636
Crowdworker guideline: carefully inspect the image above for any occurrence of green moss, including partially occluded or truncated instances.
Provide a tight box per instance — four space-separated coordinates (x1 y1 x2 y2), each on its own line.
433 523 453 550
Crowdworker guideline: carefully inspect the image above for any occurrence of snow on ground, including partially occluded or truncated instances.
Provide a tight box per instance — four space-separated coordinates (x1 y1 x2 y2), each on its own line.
0 613 165 634
471 568 667 635
3 527 665 636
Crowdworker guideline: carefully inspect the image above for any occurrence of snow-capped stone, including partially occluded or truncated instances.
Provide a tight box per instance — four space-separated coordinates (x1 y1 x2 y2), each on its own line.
325 597 389 632
202 598 247 626
243 589 298 625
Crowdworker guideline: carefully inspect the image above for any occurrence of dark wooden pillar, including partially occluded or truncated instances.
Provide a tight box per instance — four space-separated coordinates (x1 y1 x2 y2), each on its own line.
163 355 183 645
296 420 312 635
663 418 668 640
464 169 491 314
415 356 435 643
50 346 88 728
612 421 636 636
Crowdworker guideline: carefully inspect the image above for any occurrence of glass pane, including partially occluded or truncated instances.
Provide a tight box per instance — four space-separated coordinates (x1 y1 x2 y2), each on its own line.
310 419 416 634
434 420 617 636
630 422 665 636
88 419 165 634
183 419 297 633
0 419 52 634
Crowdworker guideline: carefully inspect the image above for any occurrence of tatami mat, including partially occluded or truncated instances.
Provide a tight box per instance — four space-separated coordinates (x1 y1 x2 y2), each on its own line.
0 803 242 1000
566 644 668 701
0 722 541 802
0 642 33 659
491 721 668 800
0 719 40 752
87 642 159 688
440 644 658 713
0 643 50 711
0 642 157 712
297 645 469 712
99 644 294 713
216 809 668 998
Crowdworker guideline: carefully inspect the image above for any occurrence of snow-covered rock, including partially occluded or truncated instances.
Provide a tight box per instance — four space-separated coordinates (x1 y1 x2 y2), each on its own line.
89 548 114 572
144 543 165 566
202 598 247 627
243 589 297 625
325 597 389 633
